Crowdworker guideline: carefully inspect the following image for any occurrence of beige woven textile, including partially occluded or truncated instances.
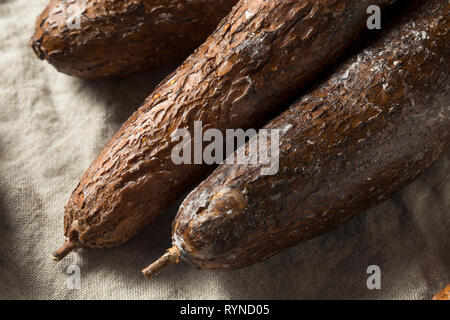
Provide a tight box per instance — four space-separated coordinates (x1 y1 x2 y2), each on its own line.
0 0 448 300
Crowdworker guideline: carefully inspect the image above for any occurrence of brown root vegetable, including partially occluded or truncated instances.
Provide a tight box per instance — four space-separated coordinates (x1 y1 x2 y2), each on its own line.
433 285 450 300
30 0 238 78
143 0 450 277
54 0 393 260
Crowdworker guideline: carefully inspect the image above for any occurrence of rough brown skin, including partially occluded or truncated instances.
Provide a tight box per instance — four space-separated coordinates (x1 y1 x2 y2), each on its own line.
54 0 393 260
31 0 238 78
142 0 450 277
433 285 450 300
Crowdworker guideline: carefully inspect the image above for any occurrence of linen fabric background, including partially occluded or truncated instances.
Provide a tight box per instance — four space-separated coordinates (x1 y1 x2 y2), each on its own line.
0 0 448 300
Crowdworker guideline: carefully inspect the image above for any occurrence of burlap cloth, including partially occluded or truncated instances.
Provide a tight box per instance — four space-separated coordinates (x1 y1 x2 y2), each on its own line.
0 0 448 300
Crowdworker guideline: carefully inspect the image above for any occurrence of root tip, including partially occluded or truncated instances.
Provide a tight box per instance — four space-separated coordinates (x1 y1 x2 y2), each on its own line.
142 246 180 280
50 254 61 262
51 240 76 262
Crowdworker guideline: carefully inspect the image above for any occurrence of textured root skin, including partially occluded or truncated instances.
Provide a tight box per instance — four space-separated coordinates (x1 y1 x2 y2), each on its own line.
172 0 450 272
433 285 450 300
62 0 393 254
30 0 238 78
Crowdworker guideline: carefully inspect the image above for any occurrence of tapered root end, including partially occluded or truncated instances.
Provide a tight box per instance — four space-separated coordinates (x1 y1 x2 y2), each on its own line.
142 246 181 280
29 36 45 60
51 240 76 262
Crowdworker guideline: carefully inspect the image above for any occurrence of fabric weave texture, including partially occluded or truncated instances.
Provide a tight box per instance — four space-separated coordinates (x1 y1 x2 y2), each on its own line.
0 0 448 300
